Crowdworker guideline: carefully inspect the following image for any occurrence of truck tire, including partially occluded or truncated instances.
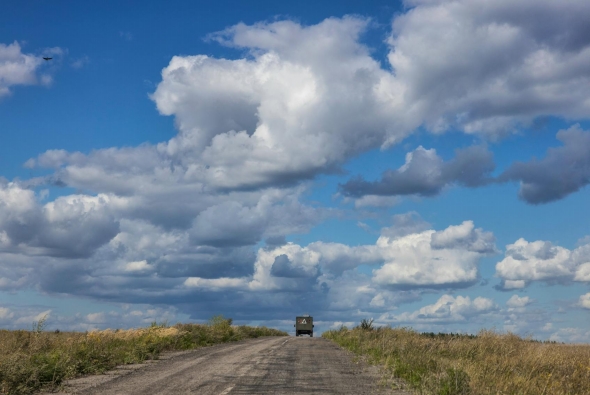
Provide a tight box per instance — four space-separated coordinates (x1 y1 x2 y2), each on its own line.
310 332 313 337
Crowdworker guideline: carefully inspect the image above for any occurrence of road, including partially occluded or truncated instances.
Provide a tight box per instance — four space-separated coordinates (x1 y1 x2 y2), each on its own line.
49 336 410 394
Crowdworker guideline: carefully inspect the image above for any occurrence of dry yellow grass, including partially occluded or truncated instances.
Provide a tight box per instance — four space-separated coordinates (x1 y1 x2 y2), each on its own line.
87 326 183 340
323 326 590 395
0 316 287 394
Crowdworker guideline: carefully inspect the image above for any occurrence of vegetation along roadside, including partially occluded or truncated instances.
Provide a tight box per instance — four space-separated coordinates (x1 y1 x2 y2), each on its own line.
323 322 590 395
0 315 287 394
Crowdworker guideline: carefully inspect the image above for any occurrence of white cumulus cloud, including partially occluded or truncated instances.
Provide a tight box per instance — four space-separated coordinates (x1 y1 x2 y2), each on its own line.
379 294 497 324
579 293 590 309
506 294 533 308
496 237 590 288
0 41 44 97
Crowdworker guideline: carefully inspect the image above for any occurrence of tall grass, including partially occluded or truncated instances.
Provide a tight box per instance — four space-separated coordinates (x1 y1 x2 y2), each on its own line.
0 316 287 394
323 326 590 395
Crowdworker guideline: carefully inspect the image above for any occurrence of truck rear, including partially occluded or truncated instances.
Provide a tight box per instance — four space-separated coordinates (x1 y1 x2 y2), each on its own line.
294 315 314 337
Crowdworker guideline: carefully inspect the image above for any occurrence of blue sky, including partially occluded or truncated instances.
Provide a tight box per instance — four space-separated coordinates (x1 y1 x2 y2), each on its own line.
1 0 590 342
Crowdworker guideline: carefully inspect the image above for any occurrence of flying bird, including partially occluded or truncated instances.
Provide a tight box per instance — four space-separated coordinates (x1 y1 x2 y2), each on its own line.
43 57 52 61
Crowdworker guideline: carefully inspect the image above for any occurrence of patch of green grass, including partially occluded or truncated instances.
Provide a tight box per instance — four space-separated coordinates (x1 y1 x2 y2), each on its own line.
0 316 287 394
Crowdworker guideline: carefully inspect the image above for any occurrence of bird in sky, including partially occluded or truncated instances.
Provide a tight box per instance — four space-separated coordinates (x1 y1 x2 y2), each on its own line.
43 57 52 61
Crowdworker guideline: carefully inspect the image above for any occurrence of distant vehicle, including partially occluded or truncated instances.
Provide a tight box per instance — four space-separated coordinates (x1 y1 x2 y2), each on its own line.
43 57 52 61
294 315 314 337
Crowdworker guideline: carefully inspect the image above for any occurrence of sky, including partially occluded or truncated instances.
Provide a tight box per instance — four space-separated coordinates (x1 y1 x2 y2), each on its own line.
0 0 589 342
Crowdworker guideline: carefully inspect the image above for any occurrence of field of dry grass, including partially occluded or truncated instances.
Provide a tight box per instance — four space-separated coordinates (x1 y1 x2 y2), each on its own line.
323 325 590 395
0 316 287 394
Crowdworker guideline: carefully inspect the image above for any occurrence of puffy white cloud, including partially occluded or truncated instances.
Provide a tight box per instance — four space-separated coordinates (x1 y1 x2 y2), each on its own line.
150 17 414 190
373 221 496 288
430 220 497 254
124 260 152 272
579 293 590 309
252 218 495 290
0 307 14 320
574 263 590 282
250 242 322 291
506 294 533 308
496 237 590 288
86 312 107 324
379 294 497 324
0 41 44 97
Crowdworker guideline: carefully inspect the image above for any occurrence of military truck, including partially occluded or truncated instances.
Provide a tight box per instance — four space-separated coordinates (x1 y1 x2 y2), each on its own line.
294 315 314 337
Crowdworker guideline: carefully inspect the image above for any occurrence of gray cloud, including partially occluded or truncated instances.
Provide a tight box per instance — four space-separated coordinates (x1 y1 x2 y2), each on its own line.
391 0 590 137
498 125 590 204
0 184 119 258
340 145 494 198
270 254 316 278
190 191 324 248
380 212 431 239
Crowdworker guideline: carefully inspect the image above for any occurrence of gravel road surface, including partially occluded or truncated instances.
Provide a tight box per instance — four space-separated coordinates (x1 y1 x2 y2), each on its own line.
47 336 410 394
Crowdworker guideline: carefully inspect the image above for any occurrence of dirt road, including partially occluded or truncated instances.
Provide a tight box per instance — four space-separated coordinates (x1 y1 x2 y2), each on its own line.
49 336 409 394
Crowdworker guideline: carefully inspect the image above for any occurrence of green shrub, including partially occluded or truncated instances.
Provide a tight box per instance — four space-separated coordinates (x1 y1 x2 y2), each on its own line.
360 318 374 330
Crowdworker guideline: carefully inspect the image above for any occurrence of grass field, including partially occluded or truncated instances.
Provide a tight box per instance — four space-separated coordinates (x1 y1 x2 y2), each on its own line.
0 316 287 394
323 324 590 395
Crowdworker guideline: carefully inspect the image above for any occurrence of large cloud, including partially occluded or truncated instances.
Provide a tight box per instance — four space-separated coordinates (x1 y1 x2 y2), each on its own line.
495 237 590 288
148 3 590 191
150 17 414 190
498 125 590 204
373 220 496 288
391 0 590 137
250 218 496 291
189 189 320 247
342 125 590 204
29 7 590 198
